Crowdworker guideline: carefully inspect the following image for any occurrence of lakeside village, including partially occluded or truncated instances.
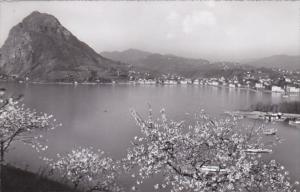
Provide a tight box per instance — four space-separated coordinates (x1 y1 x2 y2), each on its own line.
128 68 300 96
6 67 300 96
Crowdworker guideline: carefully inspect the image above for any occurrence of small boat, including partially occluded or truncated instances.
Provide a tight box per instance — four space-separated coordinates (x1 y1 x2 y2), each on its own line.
289 120 300 127
244 149 272 154
199 166 229 173
264 112 283 122
263 129 277 135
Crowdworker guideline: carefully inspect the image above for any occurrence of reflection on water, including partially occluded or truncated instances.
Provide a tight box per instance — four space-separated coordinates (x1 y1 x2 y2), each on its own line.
1 83 300 191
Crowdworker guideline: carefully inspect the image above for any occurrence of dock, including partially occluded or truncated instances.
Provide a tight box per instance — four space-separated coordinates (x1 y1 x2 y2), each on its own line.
225 110 300 123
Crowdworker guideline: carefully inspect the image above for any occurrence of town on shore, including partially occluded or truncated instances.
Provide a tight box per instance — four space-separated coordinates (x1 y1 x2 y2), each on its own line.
6 67 300 96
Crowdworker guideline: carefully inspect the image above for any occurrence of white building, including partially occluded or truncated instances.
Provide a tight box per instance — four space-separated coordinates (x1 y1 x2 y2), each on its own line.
255 83 264 89
229 84 236 88
164 80 177 85
144 80 156 85
210 81 219 86
287 86 300 93
186 79 192 84
285 78 292 83
180 80 188 85
193 79 200 85
271 86 285 93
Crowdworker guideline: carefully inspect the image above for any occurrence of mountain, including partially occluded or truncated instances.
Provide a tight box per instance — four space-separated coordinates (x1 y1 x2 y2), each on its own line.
0 11 129 82
101 49 224 77
101 49 152 64
245 55 300 70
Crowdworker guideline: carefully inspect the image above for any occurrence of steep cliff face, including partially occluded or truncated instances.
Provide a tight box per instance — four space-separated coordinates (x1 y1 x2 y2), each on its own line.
0 11 128 82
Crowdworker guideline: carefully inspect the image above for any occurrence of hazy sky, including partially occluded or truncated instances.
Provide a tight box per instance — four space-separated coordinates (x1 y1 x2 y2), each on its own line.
0 1 299 61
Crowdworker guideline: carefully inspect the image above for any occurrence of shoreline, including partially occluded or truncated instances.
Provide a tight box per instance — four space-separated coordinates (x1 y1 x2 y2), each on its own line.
0 80 299 96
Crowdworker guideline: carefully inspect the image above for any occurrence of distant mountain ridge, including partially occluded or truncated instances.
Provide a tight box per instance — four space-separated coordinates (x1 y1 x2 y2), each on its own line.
103 49 300 75
245 55 300 70
101 49 224 77
101 49 152 64
0 11 129 82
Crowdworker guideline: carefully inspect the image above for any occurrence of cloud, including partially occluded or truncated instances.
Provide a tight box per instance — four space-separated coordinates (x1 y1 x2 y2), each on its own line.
182 11 216 34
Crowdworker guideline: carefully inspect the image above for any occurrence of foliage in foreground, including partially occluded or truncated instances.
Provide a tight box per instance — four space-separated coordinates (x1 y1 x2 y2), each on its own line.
125 109 299 192
0 90 59 192
0 97 59 154
45 147 123 192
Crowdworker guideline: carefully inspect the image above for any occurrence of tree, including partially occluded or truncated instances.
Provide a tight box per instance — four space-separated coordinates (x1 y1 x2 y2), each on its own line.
0 89 59 192
126 108 299 192
45 147 123 192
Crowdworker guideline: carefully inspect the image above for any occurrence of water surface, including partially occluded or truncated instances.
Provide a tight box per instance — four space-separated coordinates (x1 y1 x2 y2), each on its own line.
2 83 300 190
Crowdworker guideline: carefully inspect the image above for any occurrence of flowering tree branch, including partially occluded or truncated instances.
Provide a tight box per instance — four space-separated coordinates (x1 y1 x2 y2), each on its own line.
126 108 299 192
0 90 59 192
45 147 124 192
0 97 59 154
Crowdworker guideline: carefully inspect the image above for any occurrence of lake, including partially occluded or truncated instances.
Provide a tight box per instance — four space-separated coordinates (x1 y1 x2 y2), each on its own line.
2 83 300 191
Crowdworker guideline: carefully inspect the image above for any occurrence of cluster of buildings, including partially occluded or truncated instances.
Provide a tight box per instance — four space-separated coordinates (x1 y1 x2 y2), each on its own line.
131 76 300 95
129 68 300 94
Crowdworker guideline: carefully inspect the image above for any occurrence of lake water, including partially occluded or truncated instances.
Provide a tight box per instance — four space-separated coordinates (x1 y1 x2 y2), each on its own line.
2 83 300 191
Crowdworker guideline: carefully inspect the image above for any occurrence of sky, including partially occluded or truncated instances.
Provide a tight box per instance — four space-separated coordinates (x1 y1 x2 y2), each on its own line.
0 1 299 61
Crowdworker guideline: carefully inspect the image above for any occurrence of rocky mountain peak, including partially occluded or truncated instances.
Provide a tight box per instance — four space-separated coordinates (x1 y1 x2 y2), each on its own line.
22 11 60 29
0 11 128 82
13 11 72 39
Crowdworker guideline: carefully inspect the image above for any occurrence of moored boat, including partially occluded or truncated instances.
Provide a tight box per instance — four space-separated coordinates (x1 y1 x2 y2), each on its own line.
198 166 229 173
263 128 277 135
288 119 300 127
244 148 272 154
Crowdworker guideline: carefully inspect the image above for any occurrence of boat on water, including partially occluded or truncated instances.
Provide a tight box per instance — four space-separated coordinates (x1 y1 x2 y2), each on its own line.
263 128 277 135
288 119 300 127
264 112 284 122
244 149 272 154
224 111 300 124
198 166 229 173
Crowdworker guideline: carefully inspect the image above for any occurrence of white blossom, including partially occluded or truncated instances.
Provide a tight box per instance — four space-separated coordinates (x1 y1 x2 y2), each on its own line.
0 95 58 160
126 109 298 192
45 147 123 192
